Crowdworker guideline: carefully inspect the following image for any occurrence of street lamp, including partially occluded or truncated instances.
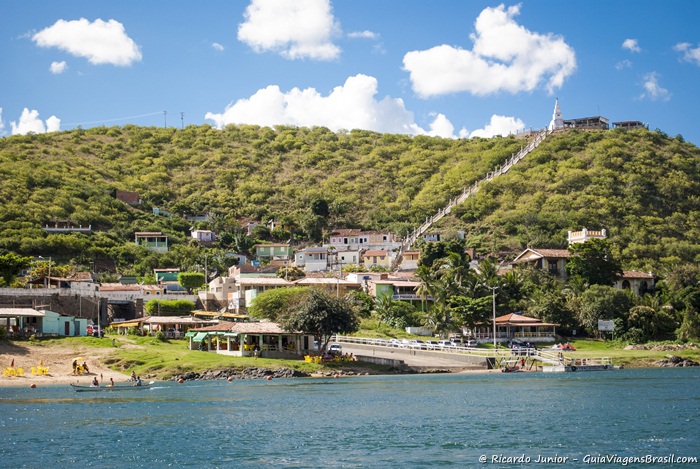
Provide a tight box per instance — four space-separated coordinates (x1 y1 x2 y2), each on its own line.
486 285 499 348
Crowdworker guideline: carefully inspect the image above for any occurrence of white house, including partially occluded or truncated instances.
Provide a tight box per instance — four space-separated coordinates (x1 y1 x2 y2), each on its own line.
295 247 330 272
191 229 216 243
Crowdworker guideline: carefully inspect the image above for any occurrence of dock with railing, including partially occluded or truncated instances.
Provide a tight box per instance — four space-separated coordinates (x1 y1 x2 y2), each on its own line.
333 336 617 372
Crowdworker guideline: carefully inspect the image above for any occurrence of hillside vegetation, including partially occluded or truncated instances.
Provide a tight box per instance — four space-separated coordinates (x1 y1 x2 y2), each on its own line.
0 124 699 276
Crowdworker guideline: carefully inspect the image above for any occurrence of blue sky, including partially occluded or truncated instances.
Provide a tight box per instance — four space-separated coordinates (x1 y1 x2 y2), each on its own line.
2 1 699 144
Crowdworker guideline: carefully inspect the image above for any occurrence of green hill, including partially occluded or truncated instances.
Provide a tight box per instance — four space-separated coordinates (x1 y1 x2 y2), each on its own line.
0 124 699 276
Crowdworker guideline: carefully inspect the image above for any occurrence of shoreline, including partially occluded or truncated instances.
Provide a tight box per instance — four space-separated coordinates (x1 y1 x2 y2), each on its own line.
1 340 130 388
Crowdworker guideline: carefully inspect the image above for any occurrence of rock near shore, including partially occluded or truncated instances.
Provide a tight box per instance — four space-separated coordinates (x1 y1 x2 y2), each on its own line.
172 367 311 382
655 355 699 367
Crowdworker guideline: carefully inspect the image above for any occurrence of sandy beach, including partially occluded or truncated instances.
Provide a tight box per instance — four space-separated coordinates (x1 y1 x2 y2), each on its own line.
0 340 129 388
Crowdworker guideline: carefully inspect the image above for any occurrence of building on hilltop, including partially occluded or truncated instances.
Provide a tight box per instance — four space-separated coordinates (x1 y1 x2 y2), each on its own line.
612 121 648 130
564 115 610 130
567 228 606 245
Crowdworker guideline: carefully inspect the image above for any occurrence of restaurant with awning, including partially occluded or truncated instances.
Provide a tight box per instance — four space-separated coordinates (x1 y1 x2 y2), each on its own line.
186 320 316 358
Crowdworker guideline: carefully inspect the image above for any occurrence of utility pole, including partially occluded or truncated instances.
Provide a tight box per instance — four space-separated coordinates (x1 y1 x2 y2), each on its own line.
180 112 184 129
163 111 167 128
487 286 499 348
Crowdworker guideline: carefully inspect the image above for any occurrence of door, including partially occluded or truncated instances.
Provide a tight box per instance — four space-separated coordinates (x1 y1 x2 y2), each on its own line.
65 322 71 336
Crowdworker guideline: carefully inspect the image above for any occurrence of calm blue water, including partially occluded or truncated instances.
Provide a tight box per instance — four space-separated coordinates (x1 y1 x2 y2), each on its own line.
1 368 699 468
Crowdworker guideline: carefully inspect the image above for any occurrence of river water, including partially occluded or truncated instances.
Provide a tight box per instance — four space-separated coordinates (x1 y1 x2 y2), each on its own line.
1 368 699 468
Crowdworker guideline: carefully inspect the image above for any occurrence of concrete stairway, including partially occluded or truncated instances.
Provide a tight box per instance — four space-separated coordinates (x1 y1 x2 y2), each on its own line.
391 128 552 270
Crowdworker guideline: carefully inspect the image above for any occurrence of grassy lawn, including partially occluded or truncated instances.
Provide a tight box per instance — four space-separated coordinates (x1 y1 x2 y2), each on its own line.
20 334 698 377
563 340 700 368
98 335 392 380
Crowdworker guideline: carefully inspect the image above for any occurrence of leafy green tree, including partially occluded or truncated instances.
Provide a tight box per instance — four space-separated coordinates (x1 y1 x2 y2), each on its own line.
281 289 359 352
421 301 453 338
448 295 492 330
0 252 32 286
310 197 329 218
527 290 577 334
145 299 195 316
178 272 205 293
417 239 465 268
623 305 677 342
576 285 633 336
677 307 700 341
248 287 307 321
566 239 622 287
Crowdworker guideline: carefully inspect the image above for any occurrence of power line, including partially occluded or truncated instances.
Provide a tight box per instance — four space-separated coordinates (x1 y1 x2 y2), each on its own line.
62 111 163 127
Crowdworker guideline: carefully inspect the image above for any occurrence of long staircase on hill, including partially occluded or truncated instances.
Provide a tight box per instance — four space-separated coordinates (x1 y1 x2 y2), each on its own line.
392 127 552 271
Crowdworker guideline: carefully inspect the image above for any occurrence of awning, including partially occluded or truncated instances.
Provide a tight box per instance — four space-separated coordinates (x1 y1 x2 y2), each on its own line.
112 321 143 328
223 332 239 337
192 332 209 343
185 331 197 338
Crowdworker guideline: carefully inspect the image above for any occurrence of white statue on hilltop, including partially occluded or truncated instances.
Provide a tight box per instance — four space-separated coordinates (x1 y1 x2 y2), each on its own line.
549 98 564 130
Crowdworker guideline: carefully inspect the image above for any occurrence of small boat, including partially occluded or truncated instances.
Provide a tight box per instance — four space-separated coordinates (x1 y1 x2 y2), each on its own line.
70 382 154 392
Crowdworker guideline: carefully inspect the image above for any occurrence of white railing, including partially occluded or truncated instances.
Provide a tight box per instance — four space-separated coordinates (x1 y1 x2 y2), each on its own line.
394 128 551 269
335 335 517 359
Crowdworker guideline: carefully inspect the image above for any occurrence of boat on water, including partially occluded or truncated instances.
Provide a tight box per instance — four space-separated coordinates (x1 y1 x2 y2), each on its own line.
70 382 154 392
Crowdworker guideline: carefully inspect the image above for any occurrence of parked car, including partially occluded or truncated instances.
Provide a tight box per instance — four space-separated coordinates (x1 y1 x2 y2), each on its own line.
407 339 426 349
509 340 537 355
425 340 439 350
387 338 401 347
373 338 387 347
87 326 104 338
437 340 455 350
328 344 343 355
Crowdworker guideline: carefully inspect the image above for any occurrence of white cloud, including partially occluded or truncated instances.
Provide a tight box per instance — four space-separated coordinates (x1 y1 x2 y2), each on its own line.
425 113 468 139
45 115 61 132
49 60 68 74
616 59 632 71
675 42 700 66
469 114 525 138
212 42 225 52
32 18 142 66
10 108 61 135
238 0 341 60
204 74 473 138
348 30 379 40
402 4 576 97
639 72 670 102
622 38 641 53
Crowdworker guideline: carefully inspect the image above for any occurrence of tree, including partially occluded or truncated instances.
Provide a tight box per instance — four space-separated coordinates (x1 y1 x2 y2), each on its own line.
145 299 195 316
566 239 622 287
178 271 205 293
624 305 677 342
677 307 700 341
281 289 359 352
310 197 329 218
248 287 308 321
0 253 32 286
448 295 492 330
576 285 633 336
